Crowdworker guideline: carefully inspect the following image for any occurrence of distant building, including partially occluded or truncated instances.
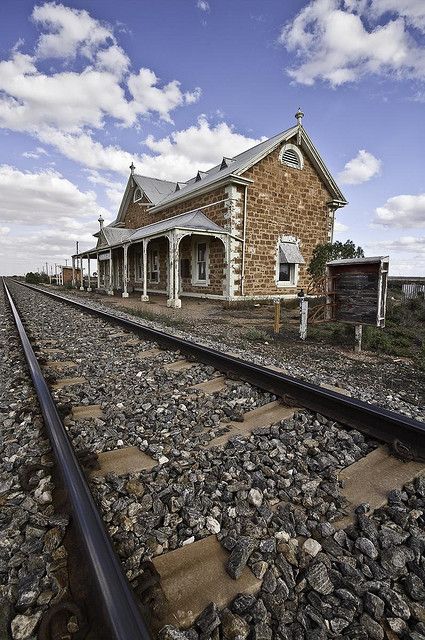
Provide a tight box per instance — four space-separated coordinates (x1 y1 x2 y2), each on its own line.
61 265 81 286
73 111 346 306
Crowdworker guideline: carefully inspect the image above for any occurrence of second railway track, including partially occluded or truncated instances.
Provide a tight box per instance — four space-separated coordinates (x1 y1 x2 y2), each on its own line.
3 278 425 640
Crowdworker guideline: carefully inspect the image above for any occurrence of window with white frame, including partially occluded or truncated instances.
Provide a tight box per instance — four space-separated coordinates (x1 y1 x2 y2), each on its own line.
134 187 143 203
276 236 305 287
192 240 209 285
149 245 159 282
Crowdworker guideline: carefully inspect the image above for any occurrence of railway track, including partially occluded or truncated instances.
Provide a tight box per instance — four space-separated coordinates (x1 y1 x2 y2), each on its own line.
2 278 425 640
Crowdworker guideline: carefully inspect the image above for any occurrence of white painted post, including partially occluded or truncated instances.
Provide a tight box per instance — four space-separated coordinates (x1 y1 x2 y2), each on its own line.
97 254 100 290
79 256 84 290
141 240 149 301
173 234 181 308
167 233 175 307
300 298 308 341
355 324 363 353
87 255 92 291
108 249 114 295
122 244 129 297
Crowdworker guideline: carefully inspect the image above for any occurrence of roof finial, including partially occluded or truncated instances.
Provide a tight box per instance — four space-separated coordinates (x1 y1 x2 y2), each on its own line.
295 107 304 126
129 161 135 175
98 214 104 229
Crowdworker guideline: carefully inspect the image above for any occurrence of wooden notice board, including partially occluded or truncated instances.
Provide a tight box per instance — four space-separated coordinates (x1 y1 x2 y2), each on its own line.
326 257 389 327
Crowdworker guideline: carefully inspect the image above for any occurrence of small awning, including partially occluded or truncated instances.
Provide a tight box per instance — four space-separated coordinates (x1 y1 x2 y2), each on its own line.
279 242 305 264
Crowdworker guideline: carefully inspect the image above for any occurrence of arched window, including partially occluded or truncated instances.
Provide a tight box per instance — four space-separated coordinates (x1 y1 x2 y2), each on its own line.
134 187 143 203
279 144 304 170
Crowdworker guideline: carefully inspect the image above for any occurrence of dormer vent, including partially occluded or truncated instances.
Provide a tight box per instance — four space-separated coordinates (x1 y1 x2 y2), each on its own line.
220 157 235 170
195 170 208 182
175 182 187 192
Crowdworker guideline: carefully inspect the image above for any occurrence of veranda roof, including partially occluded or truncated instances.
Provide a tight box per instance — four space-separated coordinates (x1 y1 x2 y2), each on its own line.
129 210 227 242
75 210 228 256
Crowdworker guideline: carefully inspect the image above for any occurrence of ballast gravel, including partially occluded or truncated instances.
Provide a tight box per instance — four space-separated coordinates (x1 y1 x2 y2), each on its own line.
4 282 425 640
0 286 70 640
26 284 425 421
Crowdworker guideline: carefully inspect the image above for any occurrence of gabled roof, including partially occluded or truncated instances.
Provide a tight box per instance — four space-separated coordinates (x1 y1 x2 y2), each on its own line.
149 124 346 212
133 174 176 204
111 120 347 226
130 210 227 242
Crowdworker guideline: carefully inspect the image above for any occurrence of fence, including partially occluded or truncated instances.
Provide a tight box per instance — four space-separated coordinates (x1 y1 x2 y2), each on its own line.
402 283 425 300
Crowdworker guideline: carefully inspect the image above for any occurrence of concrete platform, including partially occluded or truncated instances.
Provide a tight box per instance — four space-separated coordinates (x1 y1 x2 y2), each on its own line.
191 376 227 394
335 446 425 529
52 376 86 390
91 446 156 477
164 360 195 373
71 404 104 420
153 535 261 628
206 400 296 448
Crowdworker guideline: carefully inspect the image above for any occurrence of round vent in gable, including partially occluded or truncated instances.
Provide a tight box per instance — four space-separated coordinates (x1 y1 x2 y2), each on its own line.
134 187 143 202
280 144 303 170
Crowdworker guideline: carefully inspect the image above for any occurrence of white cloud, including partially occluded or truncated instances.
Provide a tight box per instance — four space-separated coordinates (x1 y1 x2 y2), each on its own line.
127 68 201 123
338 149 381 185
375 193 425 227
22 146 48 159
334 219 349 232
371 0 425 33
35 116 264 181
0 5 200 137
280 0 425 86
197 1 210 11
370 235 425 252
32 2 113 60
0 164 109 227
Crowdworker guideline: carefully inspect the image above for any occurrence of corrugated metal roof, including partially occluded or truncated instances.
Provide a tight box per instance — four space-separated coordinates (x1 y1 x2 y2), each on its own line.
130 210 226 242
102 227 133 245
151 128 296 209
327 256 388 266
133 175 176 204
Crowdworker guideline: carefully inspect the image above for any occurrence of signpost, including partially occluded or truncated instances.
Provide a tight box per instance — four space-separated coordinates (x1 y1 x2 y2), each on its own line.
325 256 389 351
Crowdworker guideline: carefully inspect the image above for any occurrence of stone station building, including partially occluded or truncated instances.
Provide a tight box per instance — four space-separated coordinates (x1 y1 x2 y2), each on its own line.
72 111 347 307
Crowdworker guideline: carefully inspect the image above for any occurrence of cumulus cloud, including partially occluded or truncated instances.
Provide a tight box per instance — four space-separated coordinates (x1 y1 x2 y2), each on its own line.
0 164 109 227
371 0 425 33
0 4 200 138
35 116 264 181
338 149 381 185
370 235 425 252
197 1 210 11
334 219 349 232
32 2 113 60
280 0 425 86
374 193 425 227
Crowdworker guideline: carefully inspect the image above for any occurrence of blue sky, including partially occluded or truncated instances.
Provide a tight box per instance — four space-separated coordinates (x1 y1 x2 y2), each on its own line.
1 0 424 275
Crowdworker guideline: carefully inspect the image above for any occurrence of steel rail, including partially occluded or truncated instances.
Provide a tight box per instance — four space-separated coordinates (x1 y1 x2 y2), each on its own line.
11 279 425 460
3 279 153 640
